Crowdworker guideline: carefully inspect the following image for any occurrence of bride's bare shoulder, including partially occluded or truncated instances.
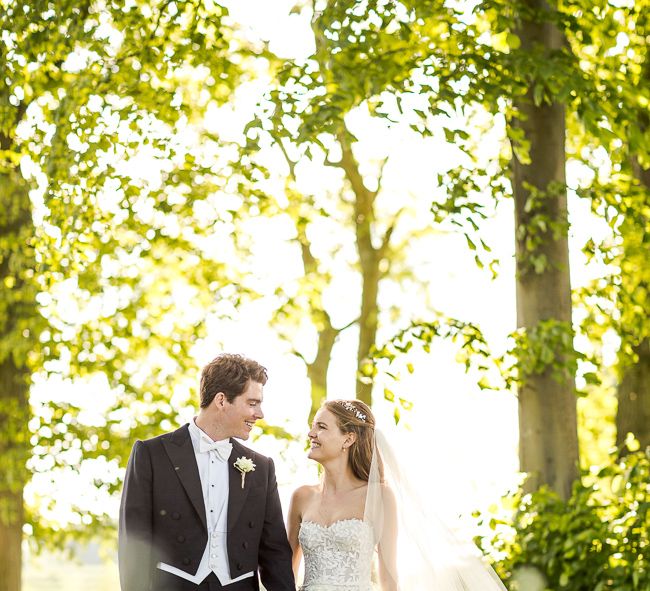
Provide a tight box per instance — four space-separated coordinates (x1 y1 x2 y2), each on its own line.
289 484 319 517
291 483 319 501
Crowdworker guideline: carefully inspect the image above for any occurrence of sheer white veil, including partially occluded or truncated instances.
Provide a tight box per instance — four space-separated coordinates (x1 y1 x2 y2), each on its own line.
363 428 507 590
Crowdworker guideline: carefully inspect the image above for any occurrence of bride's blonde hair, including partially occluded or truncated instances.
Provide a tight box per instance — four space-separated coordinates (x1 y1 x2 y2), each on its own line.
324 399 376 482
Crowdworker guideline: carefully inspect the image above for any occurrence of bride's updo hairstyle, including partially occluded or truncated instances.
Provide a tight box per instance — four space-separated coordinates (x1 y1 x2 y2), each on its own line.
324 399 376 482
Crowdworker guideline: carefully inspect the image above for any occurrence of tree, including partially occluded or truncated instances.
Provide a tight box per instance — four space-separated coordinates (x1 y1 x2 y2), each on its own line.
0 2 246 588
329 0 586 497
507 0 579 497
616 180 650 451
566 0 650 452
609 19 650 452
240 0 446 417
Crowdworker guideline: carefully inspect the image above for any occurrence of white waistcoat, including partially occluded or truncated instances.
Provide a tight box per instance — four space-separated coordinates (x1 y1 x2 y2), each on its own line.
156 420 254 585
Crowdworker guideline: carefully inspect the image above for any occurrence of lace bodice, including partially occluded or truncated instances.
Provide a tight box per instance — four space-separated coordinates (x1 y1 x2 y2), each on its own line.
299 518 375 591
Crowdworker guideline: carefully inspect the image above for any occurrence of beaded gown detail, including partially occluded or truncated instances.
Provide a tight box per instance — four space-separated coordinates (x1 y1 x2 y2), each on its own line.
299 519 375 591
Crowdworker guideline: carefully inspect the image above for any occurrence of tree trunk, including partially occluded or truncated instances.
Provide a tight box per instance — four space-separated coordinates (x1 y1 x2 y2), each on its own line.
311 19 385 407
0 363 27 591
616 161 650 451
337 133 382 406
356 257 380 405
307 318 338 422
0 157 34 591
616 339 650 451
512 1 579 499
289 212 341 421
0 494 23 591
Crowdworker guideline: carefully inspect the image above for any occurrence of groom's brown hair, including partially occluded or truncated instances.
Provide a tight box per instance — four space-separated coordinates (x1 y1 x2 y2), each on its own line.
200 353 268 406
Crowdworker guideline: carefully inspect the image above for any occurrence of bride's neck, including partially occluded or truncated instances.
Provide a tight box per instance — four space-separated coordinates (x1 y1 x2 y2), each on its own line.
320 461 361 493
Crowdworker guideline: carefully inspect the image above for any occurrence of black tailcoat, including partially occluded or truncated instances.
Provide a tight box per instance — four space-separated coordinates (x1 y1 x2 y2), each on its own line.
118 424 294 591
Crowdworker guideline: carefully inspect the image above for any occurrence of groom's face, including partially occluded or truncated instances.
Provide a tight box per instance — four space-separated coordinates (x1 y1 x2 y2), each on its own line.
220 380 264 440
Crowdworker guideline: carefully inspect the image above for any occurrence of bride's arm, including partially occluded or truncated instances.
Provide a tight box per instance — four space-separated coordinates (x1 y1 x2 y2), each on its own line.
287 487 306 579
377 486 399 591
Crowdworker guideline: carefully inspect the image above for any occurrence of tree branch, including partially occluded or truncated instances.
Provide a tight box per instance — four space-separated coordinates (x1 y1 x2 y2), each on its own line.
371 156 390 199
336 129 374 212
379 206 405 259
273 133 299 181
335 316 359 333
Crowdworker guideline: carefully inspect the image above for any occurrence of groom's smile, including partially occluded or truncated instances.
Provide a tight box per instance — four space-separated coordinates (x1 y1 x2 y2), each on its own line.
220 379 264 441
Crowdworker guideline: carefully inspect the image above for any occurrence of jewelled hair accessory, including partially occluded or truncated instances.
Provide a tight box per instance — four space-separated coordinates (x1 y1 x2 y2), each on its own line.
336 400 367 422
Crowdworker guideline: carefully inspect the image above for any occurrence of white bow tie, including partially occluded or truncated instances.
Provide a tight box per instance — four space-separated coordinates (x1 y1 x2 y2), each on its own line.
199 438 232 461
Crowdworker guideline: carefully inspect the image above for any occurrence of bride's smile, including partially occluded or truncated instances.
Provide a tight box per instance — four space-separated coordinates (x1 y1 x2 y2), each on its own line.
306 407 358 465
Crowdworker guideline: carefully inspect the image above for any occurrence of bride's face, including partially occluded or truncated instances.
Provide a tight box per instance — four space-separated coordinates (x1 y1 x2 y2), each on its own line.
307 408 347 462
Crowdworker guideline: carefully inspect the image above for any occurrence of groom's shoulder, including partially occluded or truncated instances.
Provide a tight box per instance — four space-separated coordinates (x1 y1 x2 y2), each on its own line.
135 424 189 448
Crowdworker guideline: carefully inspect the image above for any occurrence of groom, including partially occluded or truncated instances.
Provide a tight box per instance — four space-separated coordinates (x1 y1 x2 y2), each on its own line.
119 353 295 591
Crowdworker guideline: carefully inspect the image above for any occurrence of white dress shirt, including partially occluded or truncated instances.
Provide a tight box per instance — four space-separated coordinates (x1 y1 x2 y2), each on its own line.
156 419 255 585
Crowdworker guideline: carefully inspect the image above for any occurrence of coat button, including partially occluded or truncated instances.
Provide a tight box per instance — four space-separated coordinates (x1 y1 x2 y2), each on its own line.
172 512 180 520
177 535 185 543
182 558 190 566
248 521 254 528
236 563 242 570
159 510 167 516
242 541 248 549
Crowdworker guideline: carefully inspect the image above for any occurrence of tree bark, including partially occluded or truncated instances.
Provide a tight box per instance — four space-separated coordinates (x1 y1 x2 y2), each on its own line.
616 161 650 452
279 175 344 422
310 17 386 407
337 133 382 406
306 316 338 422
512 1 579 499
616 339 650 451
0 363 27 591
0 153 34 591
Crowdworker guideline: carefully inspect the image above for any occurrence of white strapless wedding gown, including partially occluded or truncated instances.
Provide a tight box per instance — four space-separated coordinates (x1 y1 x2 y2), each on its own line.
299 518 375 591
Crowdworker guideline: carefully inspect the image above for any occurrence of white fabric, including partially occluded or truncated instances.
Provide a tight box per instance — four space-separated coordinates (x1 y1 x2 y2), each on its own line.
156 419 254 585
363 428 507 590
199 436 233 459
298 519 374 591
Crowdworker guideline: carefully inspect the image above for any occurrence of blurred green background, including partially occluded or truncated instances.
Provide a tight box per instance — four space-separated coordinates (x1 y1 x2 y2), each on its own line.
2 0 649 590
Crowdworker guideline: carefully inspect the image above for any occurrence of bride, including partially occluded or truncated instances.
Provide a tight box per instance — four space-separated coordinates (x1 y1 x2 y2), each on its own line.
287 399 507 591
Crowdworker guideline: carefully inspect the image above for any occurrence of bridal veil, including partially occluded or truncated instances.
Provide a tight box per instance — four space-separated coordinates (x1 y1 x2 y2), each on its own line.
363 428 508 590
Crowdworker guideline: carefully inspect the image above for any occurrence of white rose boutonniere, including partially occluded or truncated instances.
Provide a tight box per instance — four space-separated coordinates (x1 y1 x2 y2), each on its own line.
234 456 256 489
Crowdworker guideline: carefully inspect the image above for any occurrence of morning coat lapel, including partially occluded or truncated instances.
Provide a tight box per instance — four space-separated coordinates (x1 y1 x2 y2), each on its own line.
162 424 207 531
227 439 251 532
